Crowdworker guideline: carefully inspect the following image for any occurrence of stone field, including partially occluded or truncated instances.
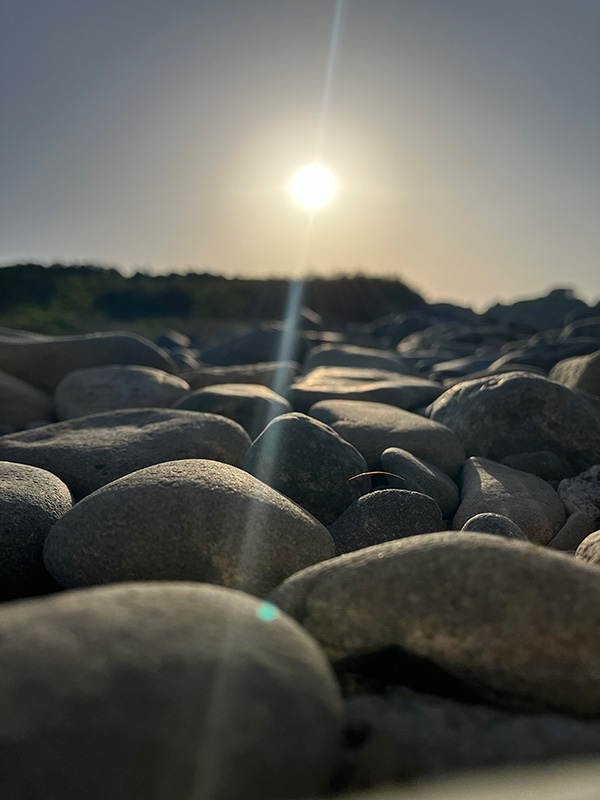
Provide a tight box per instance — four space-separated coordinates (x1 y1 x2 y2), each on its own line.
1 294 600 799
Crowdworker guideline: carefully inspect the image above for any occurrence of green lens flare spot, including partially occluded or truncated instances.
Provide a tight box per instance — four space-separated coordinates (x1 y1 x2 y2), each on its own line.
257 602 279 622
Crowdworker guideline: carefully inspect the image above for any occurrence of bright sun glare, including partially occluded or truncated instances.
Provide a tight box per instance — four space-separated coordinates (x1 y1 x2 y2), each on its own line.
290 165 335 208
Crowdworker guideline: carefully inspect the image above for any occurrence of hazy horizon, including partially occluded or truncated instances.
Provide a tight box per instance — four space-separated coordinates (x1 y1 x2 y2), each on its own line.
2 1 598 310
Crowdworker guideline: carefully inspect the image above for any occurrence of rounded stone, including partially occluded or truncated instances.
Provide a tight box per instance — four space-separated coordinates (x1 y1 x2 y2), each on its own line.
0 408 251 500
329 489 442 555
310 400 465 477
550 349 600 397
429 371 600 476
269 533 600 716
557 464 600 525
243 412 369 525
460 513 528 541
0 461 72 599
0 370 54 429
380 447 459 518
175 383 291 439
575 531 600 564
452 457 566 545
55 365 190 420
0 582 343 800
43 459 334 596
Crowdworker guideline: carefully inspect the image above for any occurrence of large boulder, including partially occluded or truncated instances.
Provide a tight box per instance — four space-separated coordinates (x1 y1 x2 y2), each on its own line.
55 365 190 420
0 408 251 500
0 331 176 391
452 457 566 545
0 582 342 800
429 372 600 475
43 459 334 596
242 413 369 525
310 400 465 477
0 461 71 599
0 370 54 429
269 533 600 716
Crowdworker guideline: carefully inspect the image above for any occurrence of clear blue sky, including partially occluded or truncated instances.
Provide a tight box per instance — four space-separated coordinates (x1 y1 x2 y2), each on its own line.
1 0 598 309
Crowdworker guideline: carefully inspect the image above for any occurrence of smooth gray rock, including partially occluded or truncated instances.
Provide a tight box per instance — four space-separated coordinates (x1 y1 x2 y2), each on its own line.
310 400 465 477
500 450 568 482
0 461 71 599
575 531 600 564
429 372 600 476
304 344 411 374
380 447 459 518
0 408 251 500
547 512 598 552
0 370 54 429
550 350 600 396
44 459 334 596
269 533 600 716
55 365 190 420
452 458 566 545
175 383 291 439
289 371 442 413
243 413 369 525
460 512 528 541
0 582 342 800
182 362 299 392
329 489 442 555
558 465 600 524
200 326 308 366
336 688 600 790
0 331 176 391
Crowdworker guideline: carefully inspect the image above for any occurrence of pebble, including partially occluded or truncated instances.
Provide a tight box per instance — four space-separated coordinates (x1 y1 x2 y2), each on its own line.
329 489 442 555
0 582 342 800
460 512 528 541
0 331 176 391
43 459 334 595
380 447 459 517
310 399 465 476
243 412 369 525
429 371 600 475
269 533 600 716
55 365 190 420
304 343 412 373
0 461 71 599
452 457 566 545
575 531 600 564
0 408 251 500
181 361 299 391
174 383 291 439
547 511 598 552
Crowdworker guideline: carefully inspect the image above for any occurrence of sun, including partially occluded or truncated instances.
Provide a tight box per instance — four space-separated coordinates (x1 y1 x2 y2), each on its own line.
290 164 335 208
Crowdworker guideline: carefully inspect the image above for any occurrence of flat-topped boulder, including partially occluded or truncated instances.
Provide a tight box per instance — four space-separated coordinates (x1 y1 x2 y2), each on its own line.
0 408 251 499
310 400 465 476
0 331 176 391
55 365 190 420
43 459 334 596
175 383 291 439
269 532 600 716
0 582 342 800
304 344 411 374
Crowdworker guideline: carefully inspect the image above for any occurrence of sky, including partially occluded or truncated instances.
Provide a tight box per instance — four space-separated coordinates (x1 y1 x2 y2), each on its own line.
1 0 599 310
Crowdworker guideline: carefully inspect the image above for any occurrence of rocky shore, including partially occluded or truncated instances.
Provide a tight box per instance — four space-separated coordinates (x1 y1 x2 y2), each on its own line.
1 289 600 799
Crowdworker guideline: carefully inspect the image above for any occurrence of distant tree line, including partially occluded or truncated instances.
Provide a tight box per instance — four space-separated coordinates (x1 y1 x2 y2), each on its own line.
0 263 426 335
